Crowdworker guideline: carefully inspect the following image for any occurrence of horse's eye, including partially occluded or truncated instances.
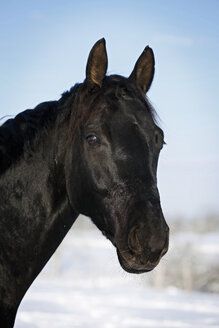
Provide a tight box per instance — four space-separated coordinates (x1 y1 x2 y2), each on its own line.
86 135 99 146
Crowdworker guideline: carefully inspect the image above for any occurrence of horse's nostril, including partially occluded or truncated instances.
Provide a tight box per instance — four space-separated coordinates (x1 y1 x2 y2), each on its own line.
128 227 142 254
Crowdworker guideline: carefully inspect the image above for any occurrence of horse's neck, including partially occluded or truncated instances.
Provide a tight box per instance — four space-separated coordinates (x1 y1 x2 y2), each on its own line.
0 110 78 312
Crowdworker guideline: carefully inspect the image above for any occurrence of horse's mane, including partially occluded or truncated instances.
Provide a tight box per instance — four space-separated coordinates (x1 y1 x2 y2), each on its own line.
0 84 80 175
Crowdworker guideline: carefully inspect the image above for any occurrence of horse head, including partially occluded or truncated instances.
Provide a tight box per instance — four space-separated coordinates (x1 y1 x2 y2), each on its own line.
65 39 169 273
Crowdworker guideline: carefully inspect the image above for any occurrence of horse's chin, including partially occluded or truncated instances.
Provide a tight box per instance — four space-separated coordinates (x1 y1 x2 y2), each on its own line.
116 248 157 274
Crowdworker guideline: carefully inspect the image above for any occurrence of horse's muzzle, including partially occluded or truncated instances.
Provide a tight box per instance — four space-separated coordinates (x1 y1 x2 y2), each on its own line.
116 224 169 274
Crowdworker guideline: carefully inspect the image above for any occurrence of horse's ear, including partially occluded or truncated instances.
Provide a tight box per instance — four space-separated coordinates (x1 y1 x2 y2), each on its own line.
129 46 155 93
86 38 108 88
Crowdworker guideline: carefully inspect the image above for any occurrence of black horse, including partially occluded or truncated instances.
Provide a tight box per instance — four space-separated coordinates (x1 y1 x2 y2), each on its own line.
0 39 169 327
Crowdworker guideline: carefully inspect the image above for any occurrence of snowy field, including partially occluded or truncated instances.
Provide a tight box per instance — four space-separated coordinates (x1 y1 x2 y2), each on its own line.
15 218 219 328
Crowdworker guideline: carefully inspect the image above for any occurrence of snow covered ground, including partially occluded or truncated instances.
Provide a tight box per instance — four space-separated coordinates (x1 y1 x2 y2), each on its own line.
15 219 219 328
16 278 219 328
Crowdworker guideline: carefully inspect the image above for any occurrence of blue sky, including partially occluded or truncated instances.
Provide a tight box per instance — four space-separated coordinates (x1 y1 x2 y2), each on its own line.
0 0 219 218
